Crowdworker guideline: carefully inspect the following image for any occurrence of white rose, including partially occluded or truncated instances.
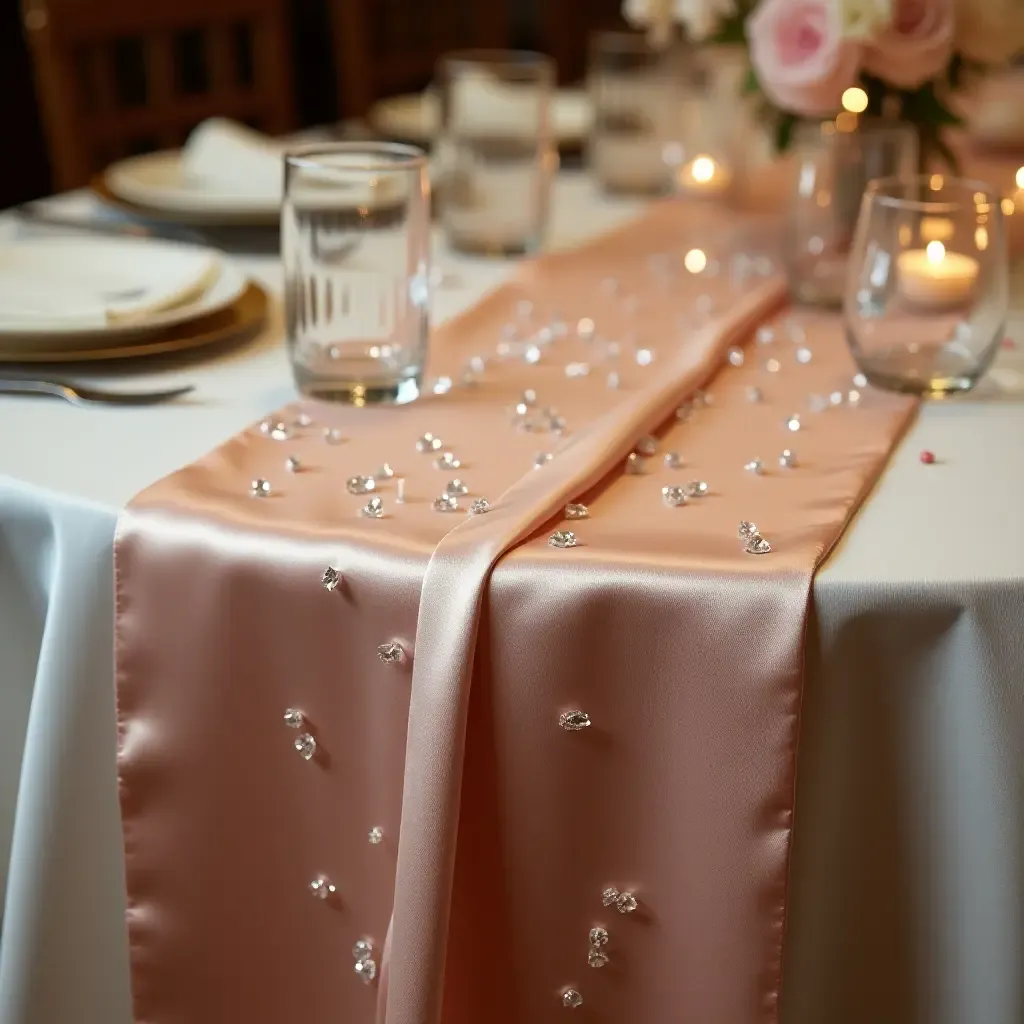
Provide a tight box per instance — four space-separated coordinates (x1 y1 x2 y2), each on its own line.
838 0 893 39
954 0 1024 63
622 0 736 41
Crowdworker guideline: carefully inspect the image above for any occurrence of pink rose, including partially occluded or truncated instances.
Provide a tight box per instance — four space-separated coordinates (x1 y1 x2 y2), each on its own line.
863 0 954 88
748 0 862 118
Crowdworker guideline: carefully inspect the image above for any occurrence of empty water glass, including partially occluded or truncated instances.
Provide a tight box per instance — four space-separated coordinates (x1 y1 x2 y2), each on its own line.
437 50 556 256
282 144 430 404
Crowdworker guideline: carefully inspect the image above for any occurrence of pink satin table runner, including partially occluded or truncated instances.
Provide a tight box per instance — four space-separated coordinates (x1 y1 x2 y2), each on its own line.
114 200 915 1024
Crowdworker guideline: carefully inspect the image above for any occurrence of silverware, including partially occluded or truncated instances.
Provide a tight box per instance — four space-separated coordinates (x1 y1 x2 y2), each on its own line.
0 378 194 407
12 204 206 245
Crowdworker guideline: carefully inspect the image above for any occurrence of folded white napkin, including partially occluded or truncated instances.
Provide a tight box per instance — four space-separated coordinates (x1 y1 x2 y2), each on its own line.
181 118 287 197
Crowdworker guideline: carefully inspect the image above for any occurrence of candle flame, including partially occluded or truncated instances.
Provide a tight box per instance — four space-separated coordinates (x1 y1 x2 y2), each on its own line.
684 248 707 274
926 240 946 264
691 156 715 183
841 87 868 114
1016 167 1024 190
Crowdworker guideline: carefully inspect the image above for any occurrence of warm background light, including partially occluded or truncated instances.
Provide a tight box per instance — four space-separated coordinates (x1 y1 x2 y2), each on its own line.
691 156 715 183
841 87 868 114
684 248 707 273
1016 167 1024 190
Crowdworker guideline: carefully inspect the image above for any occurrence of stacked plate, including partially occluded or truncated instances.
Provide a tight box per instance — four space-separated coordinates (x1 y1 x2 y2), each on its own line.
0 235 266 362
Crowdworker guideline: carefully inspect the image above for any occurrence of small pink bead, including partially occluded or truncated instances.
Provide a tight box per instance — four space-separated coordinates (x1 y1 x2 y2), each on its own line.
920 450 935 465
1002 337 1016 350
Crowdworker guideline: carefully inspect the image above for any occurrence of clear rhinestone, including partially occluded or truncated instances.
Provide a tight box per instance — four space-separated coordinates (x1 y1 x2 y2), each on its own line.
795 346 813 364
785 415 802 432
577 317 596 340
396 478 406 504
250 478 271 498
377 642 405 664
738 520 758 540
746 386 763 403
324 427 344 444
295 412 313 428
259 419 273 435
559 709 591 730
522 389 538 406
295 733 316 760
445 479 468 496
589 927 609 947
355 958 377 984
565 362 591 378
695 294 714 316
284 708 304 728
433 493 459 512
468 355 487 375
515 402 530 418
549 414 568 434
353 940 373 960
683 480 709 498
524 345 542 364
328 345 341 360
435 451 461 470
588 949 609 968
602 887 620 907
745 534 772 554
853 372 868 387
615 892 638 914
361 496 384 518
416 433 444 453
347 475 376 495
516 299 534 319
765 358 781 373
808 393 828 413
675 402 692 421
286 456 301 472
635 435 658 457
565 503 589 520
635 348 654 366
756 325 775 345
469 498 491 515
270 422 290 441
368 827 384 845
433 376 454 394
549 531 578 549
323 566 342 591
625 453 644 475
779 449 798 468
607 371 620 389
785 320 806 344
847 389 862 405
534 453 553 469
309 876 335 899
662 485 687 507
745 459 764 475
664 452 683 469
375 463 396 480
728 347 745 367
693 390 712 408
829 390 845 406
562 989 583 1009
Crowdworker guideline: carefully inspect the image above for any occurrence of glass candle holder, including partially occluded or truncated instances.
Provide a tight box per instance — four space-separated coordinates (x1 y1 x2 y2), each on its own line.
784 119 918 308
437 50 556 257
844 175 1009 395
282 143 430 405
586 31 675 196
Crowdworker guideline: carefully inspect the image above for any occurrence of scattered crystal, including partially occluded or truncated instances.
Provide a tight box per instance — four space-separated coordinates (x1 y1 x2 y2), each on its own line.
435 451 461 470
745 459 764 475
602 887 620 907
368 827 383 845
852 372 868 388
284 708 304 728
785 320 806 344
738 521 758 539
746 386 763 403
445 479 468 496
250 478 272 498
728 347 745 367
675 402 691 421
322 566 342 591
756 325 775 345
295 412 313 427
635 348 654 366
565 362 591 378
524 345 542 364
516 299 534 319
468 355 487 375
847 389 861 405
549 531 579 549
558 709 590 733
745 534 772 554
607 371 620 389
324 427 344 444
577 317 596 340
785 415 802 432
309 876 335 899
662 485 687 507
632 435 656 457
562 989 583 1009
829 390 845 406
808 393 828 413
259 419 272 435
522 388 538 406
664 452 683 469
695 294 714 316
347 475 376 495
375 463 396 480
693 390 711 408
295 733 316 760
588 949 609 968
361 496 384 518
469 498 491 515
565 503 589 520
432 376 454 394
328 345 341 360
416 433 444 453
625 453 644 475
355 958 377 984
614 892 638 914
286 455 301 472
270 422 290 441
589 927 609 947
765 358 781 373
377 642 405 664
534 453 553 469
515 402 530 418
353 939 373 960
683 480 709 497
795 346 813 364
779 449 798 468
396 478 406 504
432 494 459 512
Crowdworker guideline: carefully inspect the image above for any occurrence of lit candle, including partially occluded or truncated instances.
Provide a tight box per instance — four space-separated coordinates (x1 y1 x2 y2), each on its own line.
920 216 955 243
678 154 732 199
897 241 979 309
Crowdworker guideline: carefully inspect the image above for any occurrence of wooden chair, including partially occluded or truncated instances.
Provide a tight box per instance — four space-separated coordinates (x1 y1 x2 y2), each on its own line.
22 0 296 191
330 0 512 120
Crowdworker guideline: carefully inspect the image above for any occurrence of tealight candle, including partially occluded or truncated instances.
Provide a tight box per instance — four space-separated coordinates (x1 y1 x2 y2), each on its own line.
677 154 732 199
919 216 955 243
897 241 979 309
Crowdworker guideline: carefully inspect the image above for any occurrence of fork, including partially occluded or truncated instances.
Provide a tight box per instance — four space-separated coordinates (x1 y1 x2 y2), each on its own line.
0 378 194 407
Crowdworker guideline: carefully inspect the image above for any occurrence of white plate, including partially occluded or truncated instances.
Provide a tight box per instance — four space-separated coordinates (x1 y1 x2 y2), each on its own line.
370 88 592 146
0 237 249 350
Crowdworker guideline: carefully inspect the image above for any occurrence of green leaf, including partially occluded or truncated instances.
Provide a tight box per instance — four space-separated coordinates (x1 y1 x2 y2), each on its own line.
741 66 760 96
775 113 799 153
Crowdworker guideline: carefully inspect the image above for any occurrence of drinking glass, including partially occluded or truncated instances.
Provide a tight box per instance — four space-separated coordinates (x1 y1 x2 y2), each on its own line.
437 50 556 256
282 143 430 404
844 175 1008 395
784 119 918 307
587 31 675 195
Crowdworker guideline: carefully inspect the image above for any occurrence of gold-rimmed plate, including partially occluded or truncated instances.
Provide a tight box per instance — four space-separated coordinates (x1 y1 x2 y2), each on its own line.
0 281 269 363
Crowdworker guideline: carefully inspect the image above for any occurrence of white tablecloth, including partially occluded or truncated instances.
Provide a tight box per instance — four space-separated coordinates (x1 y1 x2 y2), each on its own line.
1 176 1023 1024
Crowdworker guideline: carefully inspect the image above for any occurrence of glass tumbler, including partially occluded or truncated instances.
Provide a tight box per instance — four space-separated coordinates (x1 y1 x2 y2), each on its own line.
844 175 1009 395
587 31 675 195
437 50 556 256
784 119 918 307
282 143 430 404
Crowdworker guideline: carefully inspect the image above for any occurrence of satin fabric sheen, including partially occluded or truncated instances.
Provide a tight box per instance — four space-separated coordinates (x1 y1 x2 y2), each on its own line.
114 201 915 1024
